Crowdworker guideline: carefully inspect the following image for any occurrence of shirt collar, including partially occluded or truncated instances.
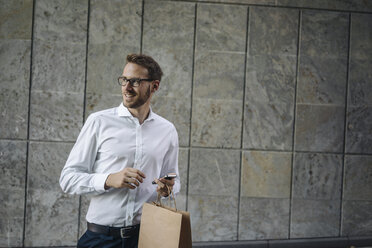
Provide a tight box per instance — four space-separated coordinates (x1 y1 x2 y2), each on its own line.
117 103 155 121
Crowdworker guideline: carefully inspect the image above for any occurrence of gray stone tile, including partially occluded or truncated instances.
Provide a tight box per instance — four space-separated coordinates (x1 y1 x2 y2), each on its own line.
249 7 299 56
178 148 189 196
30 91 84 141
350 13 372 61
191 98 242 148
246 55 297 104
244 55 296 150
196 3 247 52
33 0 88 43
239 197 289 240
85 93 121 118
32 40 86 92
348 59 372 107
295 104 345 153
28 141 74 191
297 56 347 105
344 155 372 201
189 148 240 196
0 39 31 90
0 140 27 247
0 89 29 139
86 44 139 95
0 140 27 189
241 151 291 198
26 141 79 245
292 152 343 200
89 0 141 45
25 189 79 246
193 51 245 100
290 199 340 238
342 200 372 236
345 106 372 154
151 95 191 147
243 101 294 150
86 0 141 95
188 195 238 241
0 188 25 247
0 0 33 39
197 0 275 4
300 10 349 59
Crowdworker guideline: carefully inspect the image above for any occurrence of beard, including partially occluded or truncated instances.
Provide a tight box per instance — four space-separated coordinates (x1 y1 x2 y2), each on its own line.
123 85 151 109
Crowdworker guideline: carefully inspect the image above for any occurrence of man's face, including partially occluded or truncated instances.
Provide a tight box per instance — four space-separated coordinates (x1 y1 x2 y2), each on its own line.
121 63 153 109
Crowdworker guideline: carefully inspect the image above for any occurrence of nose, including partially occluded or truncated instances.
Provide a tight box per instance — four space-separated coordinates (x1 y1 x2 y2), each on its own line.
122 81 134 91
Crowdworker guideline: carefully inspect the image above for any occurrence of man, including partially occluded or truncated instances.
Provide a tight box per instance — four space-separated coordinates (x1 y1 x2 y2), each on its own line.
60 54 180 248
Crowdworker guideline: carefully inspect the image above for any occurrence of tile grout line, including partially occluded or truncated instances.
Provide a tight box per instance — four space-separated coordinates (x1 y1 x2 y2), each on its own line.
77 0 91 241
140 0 145 54
339 12 352 237
186 2 198 212
22 0 36 246
148 0 372 14
237 5 250 241
288 8 302 239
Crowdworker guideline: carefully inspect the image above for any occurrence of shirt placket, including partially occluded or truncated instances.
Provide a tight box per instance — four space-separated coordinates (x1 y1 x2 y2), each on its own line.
125 120 142 226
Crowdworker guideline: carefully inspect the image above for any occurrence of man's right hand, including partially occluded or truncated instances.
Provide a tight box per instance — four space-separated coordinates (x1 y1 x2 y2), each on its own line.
104 168 146 190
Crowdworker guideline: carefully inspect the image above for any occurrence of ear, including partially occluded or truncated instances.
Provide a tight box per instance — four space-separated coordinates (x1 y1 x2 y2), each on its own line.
152 80 160 93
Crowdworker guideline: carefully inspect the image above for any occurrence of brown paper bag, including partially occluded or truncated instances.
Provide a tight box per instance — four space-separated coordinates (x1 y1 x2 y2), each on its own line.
138 193 192 248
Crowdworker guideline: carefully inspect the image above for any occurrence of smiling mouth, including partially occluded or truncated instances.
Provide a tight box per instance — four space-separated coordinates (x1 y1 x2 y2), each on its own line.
124 92 136 98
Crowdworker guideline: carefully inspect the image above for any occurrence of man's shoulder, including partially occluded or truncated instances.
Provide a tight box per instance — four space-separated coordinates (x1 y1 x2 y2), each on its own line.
151 112 176 131
86 106 118 122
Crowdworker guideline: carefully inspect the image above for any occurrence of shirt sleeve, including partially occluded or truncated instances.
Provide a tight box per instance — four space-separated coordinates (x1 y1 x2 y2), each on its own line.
160 127 181 195
59 114 110 195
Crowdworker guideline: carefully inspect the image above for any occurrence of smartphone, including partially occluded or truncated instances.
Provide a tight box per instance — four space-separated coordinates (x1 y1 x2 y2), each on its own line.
152 173 177 184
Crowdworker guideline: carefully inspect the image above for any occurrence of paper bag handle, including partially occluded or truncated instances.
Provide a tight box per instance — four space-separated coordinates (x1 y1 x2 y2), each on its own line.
156 184 177 211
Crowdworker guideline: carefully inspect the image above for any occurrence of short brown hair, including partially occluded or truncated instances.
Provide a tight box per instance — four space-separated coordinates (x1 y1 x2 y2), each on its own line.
126 54 163 81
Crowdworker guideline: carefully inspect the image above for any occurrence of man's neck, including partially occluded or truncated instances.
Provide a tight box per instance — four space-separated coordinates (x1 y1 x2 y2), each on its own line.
127 103 150 125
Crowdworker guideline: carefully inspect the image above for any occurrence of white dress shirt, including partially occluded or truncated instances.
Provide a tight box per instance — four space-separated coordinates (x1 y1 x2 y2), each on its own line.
59 103 180 227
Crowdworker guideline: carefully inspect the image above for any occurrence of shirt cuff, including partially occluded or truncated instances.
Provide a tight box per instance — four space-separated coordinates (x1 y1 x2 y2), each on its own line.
93 173 111 193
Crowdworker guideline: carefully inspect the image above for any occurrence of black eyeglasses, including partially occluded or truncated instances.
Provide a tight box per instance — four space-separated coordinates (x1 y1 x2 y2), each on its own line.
117 76 154 87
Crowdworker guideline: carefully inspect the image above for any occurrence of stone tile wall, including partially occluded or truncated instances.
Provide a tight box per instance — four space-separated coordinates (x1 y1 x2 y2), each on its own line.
0 0 371 246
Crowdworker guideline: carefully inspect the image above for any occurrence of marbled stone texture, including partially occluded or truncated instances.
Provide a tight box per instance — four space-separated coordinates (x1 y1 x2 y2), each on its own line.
188 149 240 241
343 155 372 201
177 148 189 210
192 52 245 148
249 7 299 56
193 52 245 100
191 98 242 148
0 140 27 247
241 151 291 198
239 197 289 240
30 91 84 141
295 104 345 152
345 106 372 154
189 148 240 196
86 0 141 95
0 39 31 90
196 4 247 52
188 195 238 241
276 0 372 12
79 195 91 237
292 152 342 200
25 141 79 246
143 0 195 147
32 0 87 92
300 11 349 59
0 89 29 139
0 0 33 39
346 13 372 154
342 200 372 236
244 55 296 150
291 199 340 238
85 93 122 118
